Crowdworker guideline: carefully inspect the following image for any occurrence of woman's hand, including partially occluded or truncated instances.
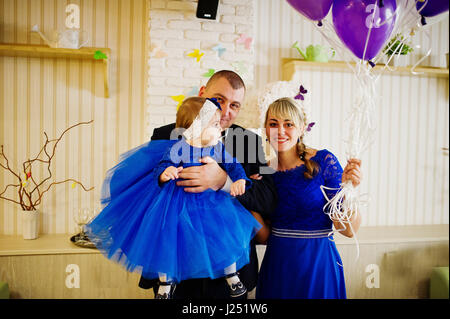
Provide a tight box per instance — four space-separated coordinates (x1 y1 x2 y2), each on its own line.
334 158 363 238
250 211 271 244
342 158 362 187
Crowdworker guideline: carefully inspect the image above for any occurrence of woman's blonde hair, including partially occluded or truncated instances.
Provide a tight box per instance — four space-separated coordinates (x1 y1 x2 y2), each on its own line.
264 97 318 179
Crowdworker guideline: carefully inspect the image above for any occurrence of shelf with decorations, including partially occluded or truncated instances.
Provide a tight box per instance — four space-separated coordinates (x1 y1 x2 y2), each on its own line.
0 43 111 97
282 58 449 81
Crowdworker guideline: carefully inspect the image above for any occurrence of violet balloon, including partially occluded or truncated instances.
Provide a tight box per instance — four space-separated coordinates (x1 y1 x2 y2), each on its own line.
416 0 449 25
416 0 449 17
332 0 397 61
286 0 333 23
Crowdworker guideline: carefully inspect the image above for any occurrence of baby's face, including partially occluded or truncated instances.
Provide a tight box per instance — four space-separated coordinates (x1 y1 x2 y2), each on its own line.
201 111 222 146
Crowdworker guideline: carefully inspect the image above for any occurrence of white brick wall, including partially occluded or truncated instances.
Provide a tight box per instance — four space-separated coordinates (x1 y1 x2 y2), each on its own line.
146 0 256 138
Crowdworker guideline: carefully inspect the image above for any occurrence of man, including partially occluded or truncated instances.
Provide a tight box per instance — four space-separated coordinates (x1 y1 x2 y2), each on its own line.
138 70 277 299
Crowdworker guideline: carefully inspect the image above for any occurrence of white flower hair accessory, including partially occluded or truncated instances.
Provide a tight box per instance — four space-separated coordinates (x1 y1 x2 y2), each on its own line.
182 98 222 141
245 81 313 130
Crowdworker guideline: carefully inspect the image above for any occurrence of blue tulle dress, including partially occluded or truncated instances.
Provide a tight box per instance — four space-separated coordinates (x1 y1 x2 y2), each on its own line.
256 150 347 299
86 137 261 283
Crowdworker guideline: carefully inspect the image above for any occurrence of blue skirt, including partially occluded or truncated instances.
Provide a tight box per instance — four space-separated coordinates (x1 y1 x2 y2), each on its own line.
85 140 261 283
256 232 346 299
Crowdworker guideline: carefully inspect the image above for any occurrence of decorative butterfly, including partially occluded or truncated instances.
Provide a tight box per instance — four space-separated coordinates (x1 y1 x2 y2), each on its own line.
187 49 204 62
294 85 308 101
149 42 167 59
202 69 215 78
306 122 315 132
93 50 107 60
186 86 199 96
171 94 185 110
154 49 168 58
236 34 253 50
212 44 226 58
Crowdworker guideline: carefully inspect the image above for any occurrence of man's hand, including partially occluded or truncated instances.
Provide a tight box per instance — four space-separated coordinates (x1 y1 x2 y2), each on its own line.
176 156 227 193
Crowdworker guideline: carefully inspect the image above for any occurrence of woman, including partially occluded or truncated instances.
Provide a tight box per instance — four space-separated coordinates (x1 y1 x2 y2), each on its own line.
255 97 362 299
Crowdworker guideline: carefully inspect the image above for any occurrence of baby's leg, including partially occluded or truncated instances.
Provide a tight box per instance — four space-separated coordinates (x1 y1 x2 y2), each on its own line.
224 263 247 297
157 272 175 297
224 263 239 285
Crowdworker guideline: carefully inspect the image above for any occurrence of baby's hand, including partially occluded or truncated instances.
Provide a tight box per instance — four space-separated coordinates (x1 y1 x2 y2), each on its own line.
250 173 262 180
230 179 246 197
159 166 183 183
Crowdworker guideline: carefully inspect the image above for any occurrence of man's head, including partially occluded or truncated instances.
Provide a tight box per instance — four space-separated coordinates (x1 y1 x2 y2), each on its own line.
198 70 246 130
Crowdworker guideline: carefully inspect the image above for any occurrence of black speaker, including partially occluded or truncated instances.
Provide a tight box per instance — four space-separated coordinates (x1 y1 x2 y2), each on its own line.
196 0 219 20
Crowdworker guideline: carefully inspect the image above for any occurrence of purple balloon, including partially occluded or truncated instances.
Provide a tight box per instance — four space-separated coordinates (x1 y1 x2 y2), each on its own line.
332 0 397 61
416 0 449 17
286 0 333 22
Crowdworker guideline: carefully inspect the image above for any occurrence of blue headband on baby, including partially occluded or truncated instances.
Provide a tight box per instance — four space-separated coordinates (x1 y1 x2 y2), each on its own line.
207 98 222 111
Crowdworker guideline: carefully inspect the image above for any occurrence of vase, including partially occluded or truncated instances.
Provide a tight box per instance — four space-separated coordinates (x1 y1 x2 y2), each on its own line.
22 209 40 240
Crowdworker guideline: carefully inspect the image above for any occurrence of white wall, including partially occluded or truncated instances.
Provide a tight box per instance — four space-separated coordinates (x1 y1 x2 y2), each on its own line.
254 0 449 226
0 0 149 235
146 0 256 137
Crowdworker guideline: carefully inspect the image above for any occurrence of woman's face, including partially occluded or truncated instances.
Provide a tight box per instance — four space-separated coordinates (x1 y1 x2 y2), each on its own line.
265 111 304 153
201 111 222 146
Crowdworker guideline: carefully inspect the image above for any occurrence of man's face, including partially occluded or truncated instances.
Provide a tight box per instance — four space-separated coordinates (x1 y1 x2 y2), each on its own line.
198 77 245 130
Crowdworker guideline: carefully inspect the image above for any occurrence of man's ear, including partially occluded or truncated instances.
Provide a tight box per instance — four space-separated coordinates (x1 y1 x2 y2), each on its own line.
198 86 206 97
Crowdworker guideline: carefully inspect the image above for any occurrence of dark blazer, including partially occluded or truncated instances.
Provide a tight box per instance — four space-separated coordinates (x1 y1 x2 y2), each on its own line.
138 123 278 298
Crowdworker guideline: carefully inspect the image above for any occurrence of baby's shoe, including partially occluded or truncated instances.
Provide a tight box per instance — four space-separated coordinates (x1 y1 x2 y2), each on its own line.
225 272 247 298
155 281 176 299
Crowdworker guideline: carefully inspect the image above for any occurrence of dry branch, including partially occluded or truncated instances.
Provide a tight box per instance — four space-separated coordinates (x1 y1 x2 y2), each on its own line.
0 120 95 211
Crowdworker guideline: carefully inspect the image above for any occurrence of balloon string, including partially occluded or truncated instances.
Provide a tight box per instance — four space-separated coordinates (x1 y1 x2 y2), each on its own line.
410 28 432 74
315 19 359 71
303 0 444 266
320 183 370 261
415 0 429 16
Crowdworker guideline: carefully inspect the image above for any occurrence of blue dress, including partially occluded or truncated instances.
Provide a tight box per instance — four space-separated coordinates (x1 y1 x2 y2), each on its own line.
256 149 346 299
86 137 261 283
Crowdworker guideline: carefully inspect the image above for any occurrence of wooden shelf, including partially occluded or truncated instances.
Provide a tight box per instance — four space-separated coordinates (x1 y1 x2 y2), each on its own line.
0 43 111 97
333 224 449 245
0 234 99 256
1 225 447 256
282 58 449 81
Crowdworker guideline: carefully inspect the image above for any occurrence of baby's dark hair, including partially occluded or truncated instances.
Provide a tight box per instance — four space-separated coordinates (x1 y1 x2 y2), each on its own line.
176 96 206 129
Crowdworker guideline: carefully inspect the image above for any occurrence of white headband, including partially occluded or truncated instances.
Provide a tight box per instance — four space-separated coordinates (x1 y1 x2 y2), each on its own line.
182 99 221 141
